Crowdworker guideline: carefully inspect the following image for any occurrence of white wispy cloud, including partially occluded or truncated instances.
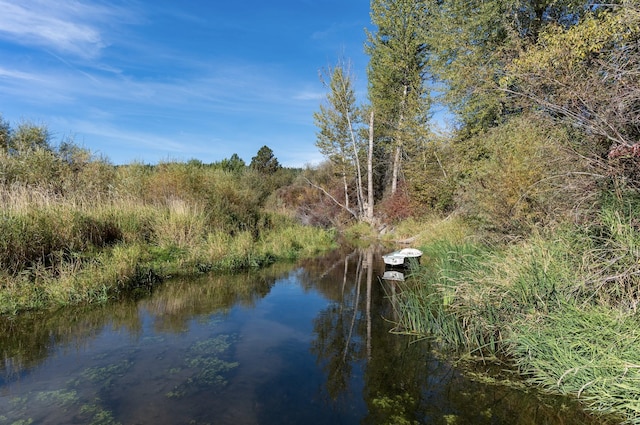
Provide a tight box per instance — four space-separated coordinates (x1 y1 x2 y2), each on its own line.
71 120 192 151
0 1 333 166
0 66 43 82
0 0 132 58
0 58 320 127
293 90 324 101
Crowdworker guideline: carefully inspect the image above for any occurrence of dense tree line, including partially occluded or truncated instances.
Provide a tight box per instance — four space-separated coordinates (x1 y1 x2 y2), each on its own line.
314 3 640 421
0 116 303 238
310 0 640 234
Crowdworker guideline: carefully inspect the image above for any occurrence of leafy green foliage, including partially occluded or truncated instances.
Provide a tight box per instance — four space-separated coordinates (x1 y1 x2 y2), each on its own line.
504 3 640 185
366 0 430 129
365 2 640 422
250 145 281 175
453 114 579 233
366 0 431 191
403 134 456 212
217 153 246 173
313 59 373 221
314 61 360 175
0 115 10 152
425 0 598 134
424 0 511 133
9 121 51 155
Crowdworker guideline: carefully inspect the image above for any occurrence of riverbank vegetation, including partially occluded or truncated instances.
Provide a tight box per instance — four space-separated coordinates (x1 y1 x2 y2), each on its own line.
3 0 640 421
330 1 639 422
390 198 640 422
0 124 335 314
302 0 640 422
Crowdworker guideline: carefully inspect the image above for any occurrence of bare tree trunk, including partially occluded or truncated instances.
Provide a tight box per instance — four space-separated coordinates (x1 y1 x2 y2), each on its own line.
391 145 401 194
344 251 362 361
346 111 365 218
391 85 409 195
342 173 349 211
367 110 375 222
336 68 365 219
365 248 373 360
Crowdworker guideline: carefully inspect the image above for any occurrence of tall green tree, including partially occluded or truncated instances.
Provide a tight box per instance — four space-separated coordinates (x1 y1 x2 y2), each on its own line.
219 153 246 173
366 0 431 194
313 60 375 222
250 145 280 175
425 0 600 134
314 60 365 217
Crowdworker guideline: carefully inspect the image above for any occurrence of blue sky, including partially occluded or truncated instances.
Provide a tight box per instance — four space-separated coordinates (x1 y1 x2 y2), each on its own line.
0 0 372 167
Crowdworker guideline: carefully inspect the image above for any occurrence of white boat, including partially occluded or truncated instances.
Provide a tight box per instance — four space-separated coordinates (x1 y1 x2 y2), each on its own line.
382 248 423 267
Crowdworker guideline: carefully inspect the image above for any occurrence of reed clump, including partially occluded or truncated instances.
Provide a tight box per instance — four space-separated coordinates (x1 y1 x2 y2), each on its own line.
0 183 334 314
393 196 640 422
510 306 640 423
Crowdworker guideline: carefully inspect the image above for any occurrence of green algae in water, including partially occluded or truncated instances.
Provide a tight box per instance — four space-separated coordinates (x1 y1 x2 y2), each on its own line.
79 399 122 425
35 389 79 406
370 393 419 425
2 389 79 424
444 415 459 424
166 334 239 399
189 334 236 356
82 359 134 388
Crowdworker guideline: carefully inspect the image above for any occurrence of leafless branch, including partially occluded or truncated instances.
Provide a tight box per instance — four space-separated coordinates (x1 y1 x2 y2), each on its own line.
304 177 359 220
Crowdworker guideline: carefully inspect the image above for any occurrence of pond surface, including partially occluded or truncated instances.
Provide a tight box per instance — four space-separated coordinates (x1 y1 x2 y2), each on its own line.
0 248 607 424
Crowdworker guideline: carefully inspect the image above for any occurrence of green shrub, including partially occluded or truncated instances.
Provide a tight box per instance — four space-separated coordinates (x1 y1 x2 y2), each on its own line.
0 127 335 313
453 114 584 234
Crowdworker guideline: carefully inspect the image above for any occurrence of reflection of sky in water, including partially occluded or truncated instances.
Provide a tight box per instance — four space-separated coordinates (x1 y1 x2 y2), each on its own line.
0 269 354 425
0 254 608 425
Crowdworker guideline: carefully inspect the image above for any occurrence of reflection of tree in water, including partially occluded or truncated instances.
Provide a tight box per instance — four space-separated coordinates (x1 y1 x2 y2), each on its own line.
0 263 290 384
0 248 615 424
308 247 606 425
309 247 430 423
310 250 360 400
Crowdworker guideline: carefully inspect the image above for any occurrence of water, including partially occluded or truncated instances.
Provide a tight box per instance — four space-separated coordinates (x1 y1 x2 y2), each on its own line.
0 248 606 424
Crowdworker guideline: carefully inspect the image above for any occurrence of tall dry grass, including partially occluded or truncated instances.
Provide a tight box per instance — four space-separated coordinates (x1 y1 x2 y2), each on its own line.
0 153 330 314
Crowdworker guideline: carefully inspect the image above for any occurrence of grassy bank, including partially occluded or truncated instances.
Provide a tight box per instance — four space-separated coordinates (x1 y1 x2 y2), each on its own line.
0 187 335 314
0 159 336 315
391 201 640 423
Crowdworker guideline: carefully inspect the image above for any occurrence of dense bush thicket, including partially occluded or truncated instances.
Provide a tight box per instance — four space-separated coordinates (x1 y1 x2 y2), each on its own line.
0 118 334 314
308 2 640 237
343 2 640 422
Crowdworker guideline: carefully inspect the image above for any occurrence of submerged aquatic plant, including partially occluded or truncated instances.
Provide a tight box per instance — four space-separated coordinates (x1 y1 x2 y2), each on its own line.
79 401 122 425
82 359 134 389
165 334 239 399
